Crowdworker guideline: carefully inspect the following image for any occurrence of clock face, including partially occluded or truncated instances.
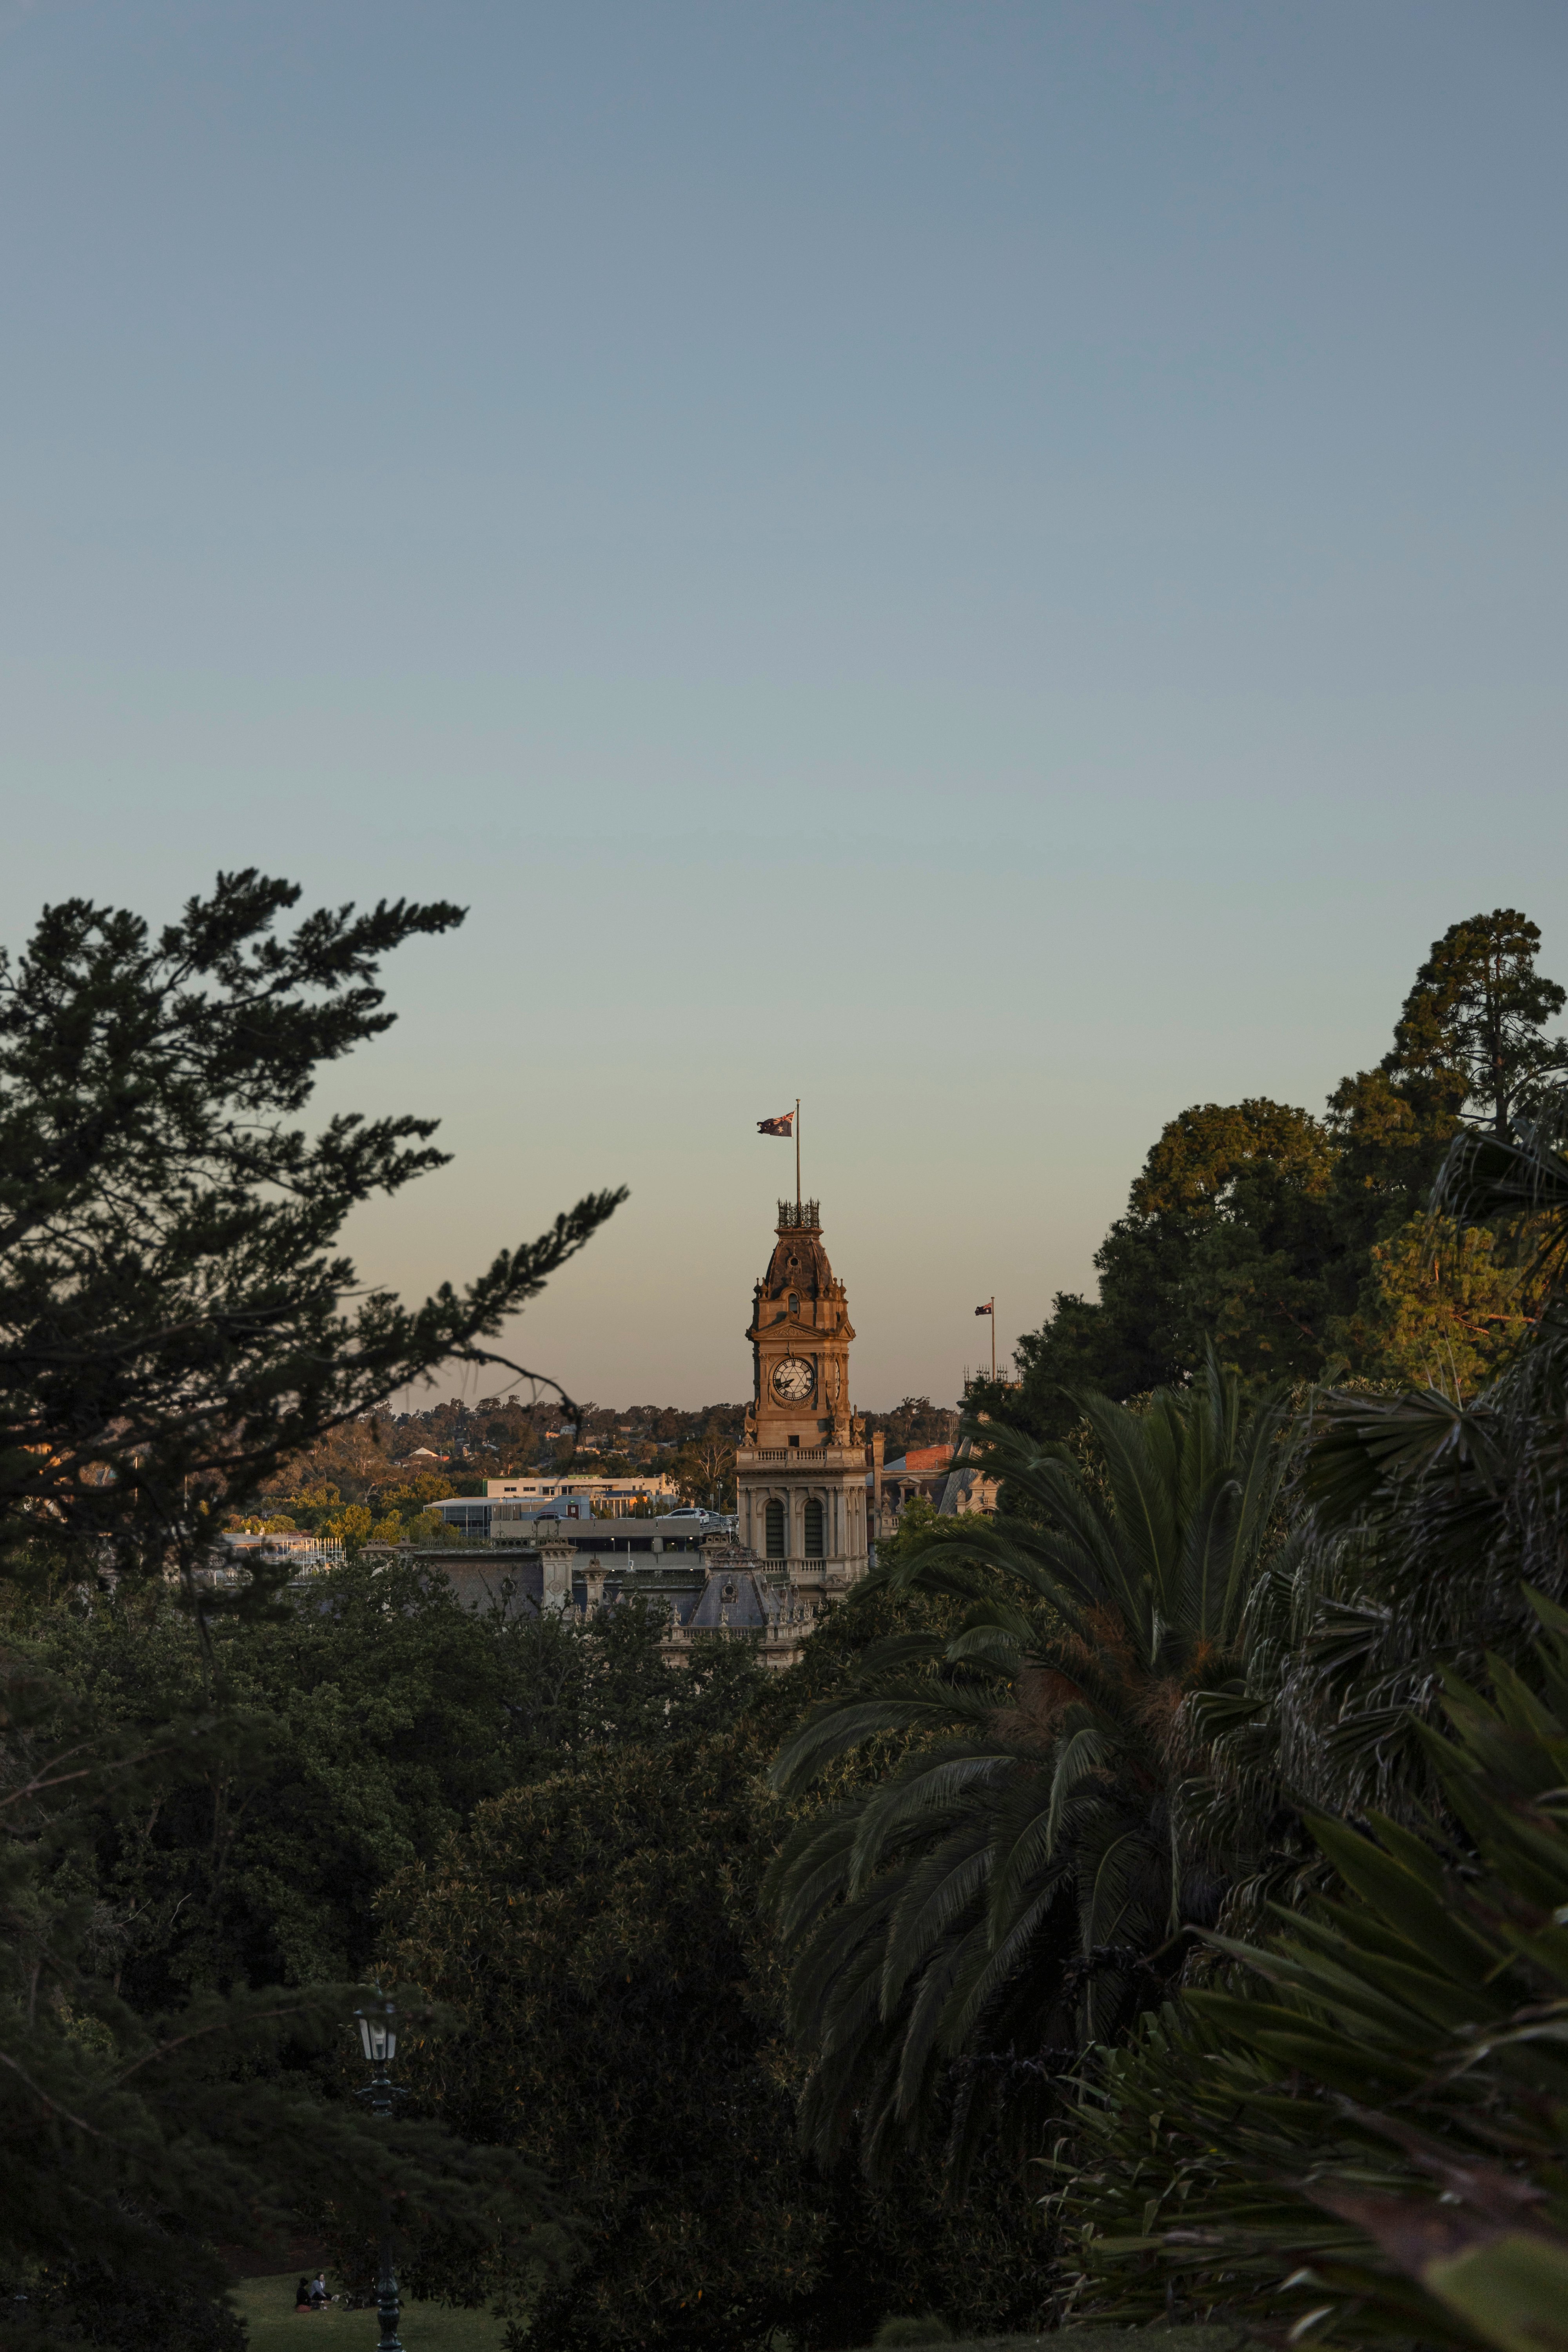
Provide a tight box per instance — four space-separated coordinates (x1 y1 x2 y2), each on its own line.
771 1356 815 1403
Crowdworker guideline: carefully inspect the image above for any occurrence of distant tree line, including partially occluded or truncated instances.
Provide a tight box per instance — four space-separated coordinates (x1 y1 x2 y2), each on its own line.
274 1396 968 1531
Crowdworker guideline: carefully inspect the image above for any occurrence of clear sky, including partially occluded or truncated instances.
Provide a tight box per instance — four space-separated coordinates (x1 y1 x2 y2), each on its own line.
3 1 1565 1411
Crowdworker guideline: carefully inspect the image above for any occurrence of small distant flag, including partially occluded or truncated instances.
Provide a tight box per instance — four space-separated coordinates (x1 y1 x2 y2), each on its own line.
975 1302 994 1316
758 1111 795 1137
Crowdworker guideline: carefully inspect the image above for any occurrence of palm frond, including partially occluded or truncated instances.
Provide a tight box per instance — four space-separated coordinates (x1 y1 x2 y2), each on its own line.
769 1686 993 1795
848 1746 1013 1894
766 1347 1302 2171
880 1816 995 2016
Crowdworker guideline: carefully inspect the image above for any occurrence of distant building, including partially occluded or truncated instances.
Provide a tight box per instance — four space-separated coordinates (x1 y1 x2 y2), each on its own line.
867 1440 997 1540
733 1198 870 1598
220 1529 343 1561
661 1542 821 1671
210 1529 344 1586
399 1199 876 1671
485 1474 678 1503
877 1443 956 1512
397 1513 742 1628
423 1472 679 1537
393 1197 988 1671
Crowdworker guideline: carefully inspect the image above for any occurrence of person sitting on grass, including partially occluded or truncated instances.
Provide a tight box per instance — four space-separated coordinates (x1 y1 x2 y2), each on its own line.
309 2276 332 2310
294 2280 314 2313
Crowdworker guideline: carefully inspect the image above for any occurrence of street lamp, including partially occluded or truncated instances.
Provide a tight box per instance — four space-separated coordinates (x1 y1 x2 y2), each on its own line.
354 2000 404 2352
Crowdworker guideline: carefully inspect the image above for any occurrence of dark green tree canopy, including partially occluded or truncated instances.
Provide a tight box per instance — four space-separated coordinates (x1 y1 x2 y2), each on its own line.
1126 1097 1334 1220
386 1695 1051 2351
0 872 623 1580
0 872 619 2346
1000 1097 1335 1431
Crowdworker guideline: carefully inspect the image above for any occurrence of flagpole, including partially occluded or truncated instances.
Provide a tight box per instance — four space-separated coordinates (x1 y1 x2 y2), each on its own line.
990 1298 996 1382
796 1098 801 1216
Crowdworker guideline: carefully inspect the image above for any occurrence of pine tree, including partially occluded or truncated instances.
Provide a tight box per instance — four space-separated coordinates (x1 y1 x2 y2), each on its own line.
1385 906 1568 1137
0 870 622 1588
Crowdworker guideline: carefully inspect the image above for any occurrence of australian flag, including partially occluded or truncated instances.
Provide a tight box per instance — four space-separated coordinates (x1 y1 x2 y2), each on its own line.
757 1111 795 1136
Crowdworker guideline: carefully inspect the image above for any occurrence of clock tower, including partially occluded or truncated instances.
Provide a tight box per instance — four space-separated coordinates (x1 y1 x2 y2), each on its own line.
736 1199 870 1600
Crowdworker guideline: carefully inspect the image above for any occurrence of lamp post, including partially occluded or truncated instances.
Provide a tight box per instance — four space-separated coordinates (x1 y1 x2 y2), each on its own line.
355 2000 405 2352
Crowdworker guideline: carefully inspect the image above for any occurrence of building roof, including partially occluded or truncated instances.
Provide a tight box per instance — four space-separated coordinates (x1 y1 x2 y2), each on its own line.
685 1565 778 1631
758 1201 846 1306
884 1444 955 1475
762 1228 837 1303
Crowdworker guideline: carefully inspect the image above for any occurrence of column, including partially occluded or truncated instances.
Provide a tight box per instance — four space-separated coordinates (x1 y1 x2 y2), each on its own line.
540 1538 574 1615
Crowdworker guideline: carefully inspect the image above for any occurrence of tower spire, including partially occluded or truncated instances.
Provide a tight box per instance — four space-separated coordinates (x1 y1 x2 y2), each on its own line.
738 1193 867 1604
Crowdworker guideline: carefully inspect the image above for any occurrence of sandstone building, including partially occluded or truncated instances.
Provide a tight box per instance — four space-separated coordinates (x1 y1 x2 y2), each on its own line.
734 1197 870 1602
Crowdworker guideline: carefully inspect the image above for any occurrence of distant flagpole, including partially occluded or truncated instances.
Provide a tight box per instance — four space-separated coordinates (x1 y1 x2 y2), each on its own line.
796 1098 801 1214
974 1297 996 1381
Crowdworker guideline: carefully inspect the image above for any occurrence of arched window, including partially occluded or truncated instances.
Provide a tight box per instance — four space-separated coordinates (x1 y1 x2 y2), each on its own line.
804 1498 824 1558
765 1499 785 1559
788 1291 799 1318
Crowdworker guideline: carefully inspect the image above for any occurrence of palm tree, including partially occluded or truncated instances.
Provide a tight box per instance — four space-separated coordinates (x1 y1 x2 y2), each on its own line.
1055 1588 1568 2352
766 1353 1298 2178
1260 1090 1568 1828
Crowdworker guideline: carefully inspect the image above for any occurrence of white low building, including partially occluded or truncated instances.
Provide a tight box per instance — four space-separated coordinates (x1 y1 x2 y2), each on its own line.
425 1473 680 1538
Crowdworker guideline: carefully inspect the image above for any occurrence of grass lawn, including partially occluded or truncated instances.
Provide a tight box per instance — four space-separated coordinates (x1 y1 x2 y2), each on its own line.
1056 2336 1249 2349
232 2273 508 2352
234 2278 1249 2352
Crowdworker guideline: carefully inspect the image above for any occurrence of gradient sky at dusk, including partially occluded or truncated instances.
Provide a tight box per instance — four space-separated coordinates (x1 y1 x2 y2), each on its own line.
3 1 1565 1408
